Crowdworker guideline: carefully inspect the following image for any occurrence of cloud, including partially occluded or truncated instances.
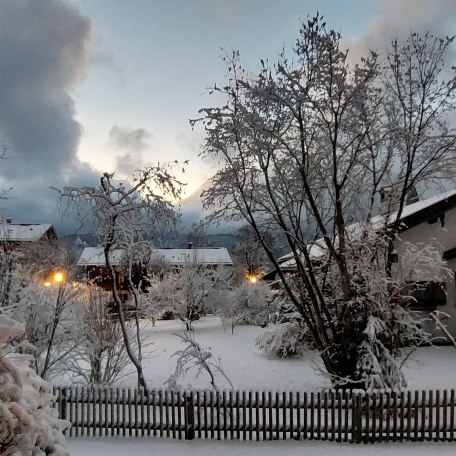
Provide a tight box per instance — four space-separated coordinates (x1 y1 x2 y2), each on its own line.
0 0 101 232
344 0 456 61
109 125 153 154
108 125 154 176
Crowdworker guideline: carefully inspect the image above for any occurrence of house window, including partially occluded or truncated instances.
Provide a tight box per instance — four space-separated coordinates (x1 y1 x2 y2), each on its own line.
401 281 446 311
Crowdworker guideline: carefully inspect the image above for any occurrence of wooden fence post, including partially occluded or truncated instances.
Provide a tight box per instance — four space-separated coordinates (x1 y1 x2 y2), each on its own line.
185 393 195 440
59 387 67 422
352 391 363 443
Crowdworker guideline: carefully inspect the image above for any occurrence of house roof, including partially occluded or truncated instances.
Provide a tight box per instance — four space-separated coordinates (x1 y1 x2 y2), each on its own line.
276 189 456 268
0 223 55 242
77 246 233 267
77 247 125 266
150 248 233 266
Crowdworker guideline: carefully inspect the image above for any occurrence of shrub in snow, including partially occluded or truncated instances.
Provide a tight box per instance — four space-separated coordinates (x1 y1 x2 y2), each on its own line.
269 290 304 325
165 332 233 390
6 273 79 381
0 317 69 455
65 286 134 385
220 281 271 333
255 322 310 358
147 263 233 330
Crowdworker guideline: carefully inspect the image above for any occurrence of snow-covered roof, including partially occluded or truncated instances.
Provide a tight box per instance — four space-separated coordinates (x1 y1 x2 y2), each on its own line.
150 248 233 266
0 223 55 242
77 247 233 267
77 247 125 266
277 189 456 268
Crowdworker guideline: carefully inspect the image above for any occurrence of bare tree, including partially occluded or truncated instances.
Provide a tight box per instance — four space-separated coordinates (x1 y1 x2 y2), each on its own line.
193 16 456 389
58 166 183 390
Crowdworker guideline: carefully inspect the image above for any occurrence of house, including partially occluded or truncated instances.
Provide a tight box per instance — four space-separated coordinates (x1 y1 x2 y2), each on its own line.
263 190 456 335
148 247 233 269
77 245 233 294
0 220 58 268
0 220 57 248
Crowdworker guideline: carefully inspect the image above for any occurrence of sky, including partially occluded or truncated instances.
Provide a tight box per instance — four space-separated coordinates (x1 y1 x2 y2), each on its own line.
0 0 455 234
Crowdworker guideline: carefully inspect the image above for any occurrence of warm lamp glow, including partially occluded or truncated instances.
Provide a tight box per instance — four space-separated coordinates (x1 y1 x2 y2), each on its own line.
53 272 64 283
44 281 51 287
248 275 257 284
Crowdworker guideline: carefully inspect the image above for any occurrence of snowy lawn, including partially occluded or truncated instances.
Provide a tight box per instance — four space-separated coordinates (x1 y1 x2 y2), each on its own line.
59 315 456 391
63 316 456 454
67 437 456 456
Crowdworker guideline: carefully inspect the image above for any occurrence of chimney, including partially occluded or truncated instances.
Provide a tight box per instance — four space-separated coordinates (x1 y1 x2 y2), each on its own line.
406 186 419 206
380 186 400 215
187 242 193 249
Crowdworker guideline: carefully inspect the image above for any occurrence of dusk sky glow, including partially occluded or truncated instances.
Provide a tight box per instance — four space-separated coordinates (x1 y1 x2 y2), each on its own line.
0 0 455 232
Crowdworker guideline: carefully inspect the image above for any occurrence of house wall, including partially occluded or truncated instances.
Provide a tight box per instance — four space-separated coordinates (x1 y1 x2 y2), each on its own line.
394 206 456 336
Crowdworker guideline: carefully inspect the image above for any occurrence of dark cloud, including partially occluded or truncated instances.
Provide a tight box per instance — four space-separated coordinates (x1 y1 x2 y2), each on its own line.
0 0 100 233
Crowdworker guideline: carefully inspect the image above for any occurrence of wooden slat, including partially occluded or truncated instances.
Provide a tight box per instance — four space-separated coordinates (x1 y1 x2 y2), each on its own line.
74 387 80 437
428 390 433 441
289 392 294 440
442 389 448 442
159 390 164 437
449 389 456 442
229 390 235 439
435 389 441 442
296 392 301 441
336 390 342 442
217 391 222 440
406 390 412 441
413 390 419 442
420 390 426 441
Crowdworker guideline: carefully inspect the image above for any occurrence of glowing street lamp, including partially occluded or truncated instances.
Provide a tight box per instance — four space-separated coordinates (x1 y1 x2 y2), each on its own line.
44 271 65 287
247 274 257 284
53 272 64 283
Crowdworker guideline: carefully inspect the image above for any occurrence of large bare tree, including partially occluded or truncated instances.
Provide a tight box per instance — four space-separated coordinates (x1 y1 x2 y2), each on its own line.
194 16 456 389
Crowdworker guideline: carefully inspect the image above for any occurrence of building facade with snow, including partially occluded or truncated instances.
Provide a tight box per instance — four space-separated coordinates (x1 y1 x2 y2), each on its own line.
77 245 233 295
265 190 456 337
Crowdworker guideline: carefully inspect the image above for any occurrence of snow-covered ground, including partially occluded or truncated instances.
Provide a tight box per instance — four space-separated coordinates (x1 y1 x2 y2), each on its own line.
68 437 456 456
63 316 456 455
67 315 455 392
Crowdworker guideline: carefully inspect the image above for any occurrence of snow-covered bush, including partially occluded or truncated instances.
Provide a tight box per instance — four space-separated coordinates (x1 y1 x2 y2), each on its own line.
165 332 233 390
65 286 134 385
255 322 310 358
220 280 271 333
147 263 233 330
5 272 79 380
0 317 69 455
269 290 304 325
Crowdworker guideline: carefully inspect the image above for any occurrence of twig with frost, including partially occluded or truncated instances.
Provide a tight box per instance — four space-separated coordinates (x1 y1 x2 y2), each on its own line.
165 332 233 390
430 311 456 348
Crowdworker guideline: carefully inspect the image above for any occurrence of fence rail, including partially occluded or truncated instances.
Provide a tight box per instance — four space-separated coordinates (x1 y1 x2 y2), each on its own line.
53 386 456 443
